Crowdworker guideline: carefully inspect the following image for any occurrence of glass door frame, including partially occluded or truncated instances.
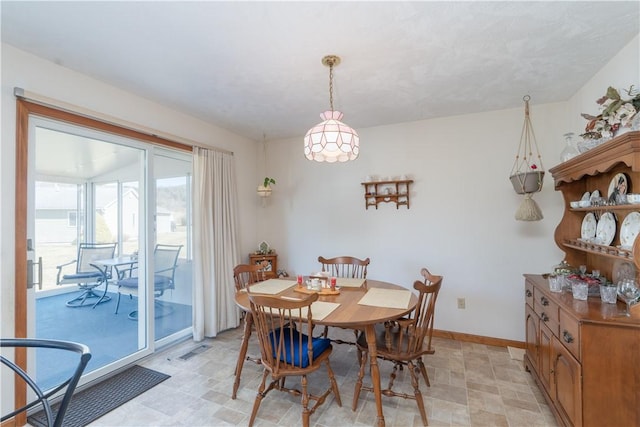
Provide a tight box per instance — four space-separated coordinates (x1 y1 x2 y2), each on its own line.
13 99 193 422
30 115 153 366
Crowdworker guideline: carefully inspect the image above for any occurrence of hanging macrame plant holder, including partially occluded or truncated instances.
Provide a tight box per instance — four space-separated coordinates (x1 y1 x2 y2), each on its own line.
509 95 545 221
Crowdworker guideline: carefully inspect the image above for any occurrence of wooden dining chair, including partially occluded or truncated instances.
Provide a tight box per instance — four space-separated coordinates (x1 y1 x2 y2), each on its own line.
231 261 270 399
318 255 370 279
352 268 442 427
247 291 342 427
233 261 270 292
317 255 370 344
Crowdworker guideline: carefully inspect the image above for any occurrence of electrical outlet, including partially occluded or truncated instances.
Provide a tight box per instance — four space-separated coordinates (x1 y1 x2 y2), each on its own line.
457 298 466 309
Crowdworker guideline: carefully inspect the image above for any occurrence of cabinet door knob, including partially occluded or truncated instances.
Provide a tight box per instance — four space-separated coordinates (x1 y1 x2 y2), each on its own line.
541 313 549 322
540 296 549 306
563 330 574 344
526 290 532 297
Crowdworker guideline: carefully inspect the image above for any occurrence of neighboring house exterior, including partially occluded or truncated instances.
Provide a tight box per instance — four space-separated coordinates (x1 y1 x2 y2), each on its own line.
35 182 82 244
35 181 176 243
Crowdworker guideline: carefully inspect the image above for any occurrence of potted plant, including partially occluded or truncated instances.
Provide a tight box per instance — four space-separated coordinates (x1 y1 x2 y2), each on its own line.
257 177 276 197
510 164 544 194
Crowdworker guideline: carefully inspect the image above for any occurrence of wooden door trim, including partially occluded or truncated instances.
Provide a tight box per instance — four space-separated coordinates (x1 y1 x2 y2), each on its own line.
13 98 192 424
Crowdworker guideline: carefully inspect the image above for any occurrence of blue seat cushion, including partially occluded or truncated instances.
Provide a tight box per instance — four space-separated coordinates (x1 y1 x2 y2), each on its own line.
118 277 138 289
63 272 102 280
268 327 331 368
153 275 172 290
118 276 172 291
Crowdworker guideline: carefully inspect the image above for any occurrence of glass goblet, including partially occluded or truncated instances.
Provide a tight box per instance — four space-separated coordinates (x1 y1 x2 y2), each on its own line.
617 279 640 317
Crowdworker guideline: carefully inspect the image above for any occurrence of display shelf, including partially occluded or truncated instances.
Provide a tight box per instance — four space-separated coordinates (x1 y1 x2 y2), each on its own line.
569 204 640 212
549 131 640 280
361 179 413 209
562 239 633 260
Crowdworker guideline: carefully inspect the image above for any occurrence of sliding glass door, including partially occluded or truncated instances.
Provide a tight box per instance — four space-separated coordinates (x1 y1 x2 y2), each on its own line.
29 117 192 390
154 149 193 343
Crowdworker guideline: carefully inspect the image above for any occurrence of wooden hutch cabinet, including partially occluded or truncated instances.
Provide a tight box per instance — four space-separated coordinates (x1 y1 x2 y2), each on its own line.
524 131 640 427
248 253 277 279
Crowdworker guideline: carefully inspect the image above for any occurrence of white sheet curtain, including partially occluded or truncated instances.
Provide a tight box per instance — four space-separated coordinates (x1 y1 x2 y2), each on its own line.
192 147 240 340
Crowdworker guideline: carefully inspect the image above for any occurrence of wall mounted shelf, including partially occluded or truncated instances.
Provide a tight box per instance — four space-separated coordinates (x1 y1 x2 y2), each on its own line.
361 179 413 209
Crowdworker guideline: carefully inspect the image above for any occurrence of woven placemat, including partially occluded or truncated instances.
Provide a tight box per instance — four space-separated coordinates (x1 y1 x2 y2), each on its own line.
28 365 170 427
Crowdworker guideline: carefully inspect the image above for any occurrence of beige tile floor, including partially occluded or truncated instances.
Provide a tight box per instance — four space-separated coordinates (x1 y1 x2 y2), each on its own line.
90 327 558 427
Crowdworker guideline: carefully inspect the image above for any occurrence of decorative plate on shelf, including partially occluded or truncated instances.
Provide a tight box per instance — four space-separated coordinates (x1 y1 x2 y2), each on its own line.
590 189 601 202
620 212 640 249
613 260 637 284
595 212 616 246
581 191 591 201
607 173 628 204
581 212 597 240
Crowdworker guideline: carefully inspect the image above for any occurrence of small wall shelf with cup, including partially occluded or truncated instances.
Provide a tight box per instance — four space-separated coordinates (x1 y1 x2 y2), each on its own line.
361 179 413 209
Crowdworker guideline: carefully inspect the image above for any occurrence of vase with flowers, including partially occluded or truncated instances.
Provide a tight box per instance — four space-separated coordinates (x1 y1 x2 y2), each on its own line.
581 85 640 142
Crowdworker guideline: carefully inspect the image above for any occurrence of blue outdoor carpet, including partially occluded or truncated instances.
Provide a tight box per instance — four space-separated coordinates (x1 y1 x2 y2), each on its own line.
36 292 191 390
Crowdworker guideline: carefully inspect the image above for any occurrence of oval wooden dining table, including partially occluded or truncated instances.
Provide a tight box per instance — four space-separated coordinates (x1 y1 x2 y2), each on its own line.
234 279 418 427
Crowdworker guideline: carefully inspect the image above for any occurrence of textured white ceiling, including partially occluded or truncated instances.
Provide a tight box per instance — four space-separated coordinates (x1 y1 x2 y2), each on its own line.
2 1 639 142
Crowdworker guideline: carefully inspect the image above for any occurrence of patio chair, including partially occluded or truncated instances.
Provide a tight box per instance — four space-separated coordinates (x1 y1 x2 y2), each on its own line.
352 268 443 427
1 338 91 427
317 255 370 344
114 244 182 320
56 242 117 308
247 291 342 427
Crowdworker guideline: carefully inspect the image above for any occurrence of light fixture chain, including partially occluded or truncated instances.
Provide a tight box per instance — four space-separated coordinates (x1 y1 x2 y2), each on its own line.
328 62 334 111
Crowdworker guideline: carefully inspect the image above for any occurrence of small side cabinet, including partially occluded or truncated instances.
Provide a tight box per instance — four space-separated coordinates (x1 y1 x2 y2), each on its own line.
248 253 277 279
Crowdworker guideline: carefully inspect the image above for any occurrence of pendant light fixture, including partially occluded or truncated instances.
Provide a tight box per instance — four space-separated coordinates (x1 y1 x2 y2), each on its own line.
304 55 359 162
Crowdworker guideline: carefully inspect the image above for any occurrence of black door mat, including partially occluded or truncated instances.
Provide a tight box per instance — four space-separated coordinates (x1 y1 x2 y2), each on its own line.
28 365 170 427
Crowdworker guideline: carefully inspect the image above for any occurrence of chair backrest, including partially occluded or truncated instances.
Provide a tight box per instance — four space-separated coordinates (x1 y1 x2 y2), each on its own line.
317 255 370 278
1 338 91 427
76 243 117 274
233 261 269 291
391 268 442 357
153 244 182 289
248 291 320 374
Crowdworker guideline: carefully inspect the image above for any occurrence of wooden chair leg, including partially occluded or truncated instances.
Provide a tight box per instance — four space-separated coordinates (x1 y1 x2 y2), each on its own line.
408 361 428 427
417 357 430 387
352 349 368 411
233 312 254 399
325 359 342 407
301 375 310 427
248 369 269 427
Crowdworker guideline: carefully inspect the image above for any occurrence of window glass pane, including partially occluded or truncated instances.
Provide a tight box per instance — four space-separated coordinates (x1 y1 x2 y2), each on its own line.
35 181 81 291
154 150 192 340
94 182 118 244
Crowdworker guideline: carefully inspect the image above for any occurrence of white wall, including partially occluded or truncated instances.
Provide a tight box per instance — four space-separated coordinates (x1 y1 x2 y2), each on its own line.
2 33 638 343
566 35 640 135
259 35 639 342
0 44 261 339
